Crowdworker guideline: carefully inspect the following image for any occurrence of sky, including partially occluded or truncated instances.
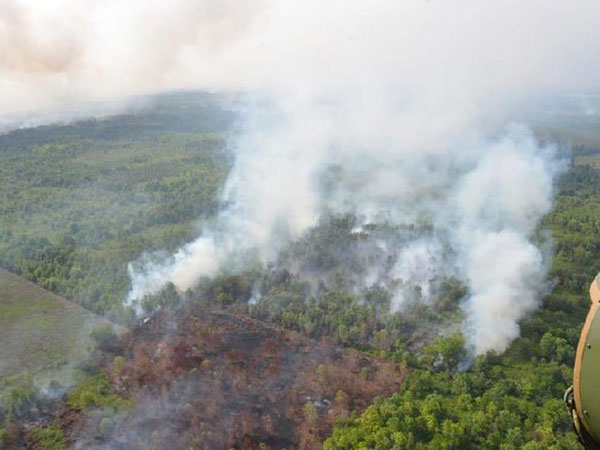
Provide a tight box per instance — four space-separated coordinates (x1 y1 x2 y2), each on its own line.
2 0 600 120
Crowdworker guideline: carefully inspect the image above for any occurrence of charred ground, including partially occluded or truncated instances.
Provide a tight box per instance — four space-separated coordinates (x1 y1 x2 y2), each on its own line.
38 306 405 450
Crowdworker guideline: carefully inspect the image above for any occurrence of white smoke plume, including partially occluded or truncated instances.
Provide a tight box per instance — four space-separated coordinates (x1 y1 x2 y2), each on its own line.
390 239 445 311
449 128 561 354
4 0 600 354
127 98 561 355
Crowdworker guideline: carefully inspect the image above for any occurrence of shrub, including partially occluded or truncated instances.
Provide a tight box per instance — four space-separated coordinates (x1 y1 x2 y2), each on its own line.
28 425 65 450
91 324 119 353
0 428 9 446
67 373 131 411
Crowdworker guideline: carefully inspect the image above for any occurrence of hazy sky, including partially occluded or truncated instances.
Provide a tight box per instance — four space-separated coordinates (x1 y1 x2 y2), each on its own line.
2 0 600 119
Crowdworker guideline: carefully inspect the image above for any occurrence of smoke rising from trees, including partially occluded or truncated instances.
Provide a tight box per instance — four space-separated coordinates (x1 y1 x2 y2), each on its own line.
4 0 600 354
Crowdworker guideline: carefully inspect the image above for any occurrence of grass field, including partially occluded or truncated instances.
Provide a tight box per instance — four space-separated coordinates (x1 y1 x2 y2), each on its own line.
0 268 105 379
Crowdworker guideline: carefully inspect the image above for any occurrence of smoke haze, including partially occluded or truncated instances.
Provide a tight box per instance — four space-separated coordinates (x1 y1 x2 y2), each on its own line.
3 0 600 117
4 0 600 354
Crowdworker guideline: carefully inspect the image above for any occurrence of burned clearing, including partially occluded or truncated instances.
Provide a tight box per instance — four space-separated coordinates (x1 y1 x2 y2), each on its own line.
63 307 405 450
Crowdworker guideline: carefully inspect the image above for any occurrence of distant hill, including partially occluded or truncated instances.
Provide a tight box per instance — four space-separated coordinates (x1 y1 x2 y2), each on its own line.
0 268 105 378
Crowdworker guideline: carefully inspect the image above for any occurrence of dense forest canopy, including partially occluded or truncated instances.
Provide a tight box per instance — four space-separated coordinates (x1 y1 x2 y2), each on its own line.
0 93 234 321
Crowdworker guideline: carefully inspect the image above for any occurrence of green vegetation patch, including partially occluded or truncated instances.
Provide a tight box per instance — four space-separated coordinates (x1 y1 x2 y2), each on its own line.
0 427 8 446
67 372 131 411
28 425 65 450
0 373 35 424
325 361 578 450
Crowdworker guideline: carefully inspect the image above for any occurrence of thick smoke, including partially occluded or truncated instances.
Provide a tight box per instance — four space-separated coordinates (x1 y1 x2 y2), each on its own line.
127 90 562 355
390 239 446 311
449 128 561 354
0 0 265 120
3 0 600 119
5 0 600 354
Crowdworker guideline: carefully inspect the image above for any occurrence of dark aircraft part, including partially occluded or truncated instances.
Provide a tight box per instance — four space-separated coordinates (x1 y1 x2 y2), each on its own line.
567 274 600 449
566 386 600 450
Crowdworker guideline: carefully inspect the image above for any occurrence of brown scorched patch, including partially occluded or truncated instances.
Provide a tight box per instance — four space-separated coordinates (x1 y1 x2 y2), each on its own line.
68 306 406 450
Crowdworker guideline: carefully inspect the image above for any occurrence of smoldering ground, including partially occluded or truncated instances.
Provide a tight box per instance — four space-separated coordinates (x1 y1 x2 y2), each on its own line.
66 307 405 450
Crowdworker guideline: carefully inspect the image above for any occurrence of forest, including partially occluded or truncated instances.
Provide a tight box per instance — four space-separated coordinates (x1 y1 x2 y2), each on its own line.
0 92 233 321
0 93 599 449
